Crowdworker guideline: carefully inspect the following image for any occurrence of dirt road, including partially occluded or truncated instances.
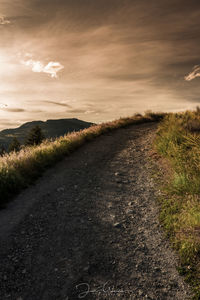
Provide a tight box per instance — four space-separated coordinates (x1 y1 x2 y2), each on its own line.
0 123 190 299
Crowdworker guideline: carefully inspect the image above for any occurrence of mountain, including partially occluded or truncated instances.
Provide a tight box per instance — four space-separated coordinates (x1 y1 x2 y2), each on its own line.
0 118 94 150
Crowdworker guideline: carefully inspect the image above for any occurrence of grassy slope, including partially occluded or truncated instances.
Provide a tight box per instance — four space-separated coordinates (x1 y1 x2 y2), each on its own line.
0 112 164 206
154 109 200 299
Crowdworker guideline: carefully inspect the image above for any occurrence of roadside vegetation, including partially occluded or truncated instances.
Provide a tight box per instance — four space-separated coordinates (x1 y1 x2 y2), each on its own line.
25 125 45 146
154 108 200 299
8 137 21 153
0 112 164 206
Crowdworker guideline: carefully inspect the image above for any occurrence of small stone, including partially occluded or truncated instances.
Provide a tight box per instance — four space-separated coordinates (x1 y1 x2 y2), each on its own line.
123 180 129 184
57 186 65 192
138 289 143 296
83 266 89 272
114 222 123 229
155 267 161 272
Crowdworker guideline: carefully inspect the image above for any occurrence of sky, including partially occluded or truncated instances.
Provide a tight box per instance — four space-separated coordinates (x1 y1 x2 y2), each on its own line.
0 0 200 129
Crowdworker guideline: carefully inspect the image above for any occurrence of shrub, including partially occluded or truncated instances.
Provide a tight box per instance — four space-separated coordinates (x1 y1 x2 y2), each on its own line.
25 125 45 146
8 137 21 152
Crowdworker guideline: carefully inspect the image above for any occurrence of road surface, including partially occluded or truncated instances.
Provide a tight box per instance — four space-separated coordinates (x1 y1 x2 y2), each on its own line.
0 123 190 299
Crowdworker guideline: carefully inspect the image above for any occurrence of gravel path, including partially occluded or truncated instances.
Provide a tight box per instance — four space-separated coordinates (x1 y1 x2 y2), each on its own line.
0 123 191 300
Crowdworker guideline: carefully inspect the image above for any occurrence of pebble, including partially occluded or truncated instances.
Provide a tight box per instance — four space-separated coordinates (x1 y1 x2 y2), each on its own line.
116 179 122 183
57 186 65 192
138 289 143 296
114 222 123 229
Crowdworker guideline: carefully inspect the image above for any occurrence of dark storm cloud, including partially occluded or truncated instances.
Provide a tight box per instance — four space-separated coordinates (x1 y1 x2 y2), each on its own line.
24 0 200 35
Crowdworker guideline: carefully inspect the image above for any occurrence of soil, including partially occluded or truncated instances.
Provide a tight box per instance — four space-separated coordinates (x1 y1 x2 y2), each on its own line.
0 122 191 299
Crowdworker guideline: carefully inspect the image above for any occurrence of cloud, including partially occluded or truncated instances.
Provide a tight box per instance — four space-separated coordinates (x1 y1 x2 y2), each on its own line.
1 107 25 112
67 108 86 114
41 100 71 107
0 15 10 25
84 110 95 114
185 65 200 81
22 59 64 78
0 103 7 108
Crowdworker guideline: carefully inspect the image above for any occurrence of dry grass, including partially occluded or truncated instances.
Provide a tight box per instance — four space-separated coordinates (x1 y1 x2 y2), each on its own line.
0 113 164 206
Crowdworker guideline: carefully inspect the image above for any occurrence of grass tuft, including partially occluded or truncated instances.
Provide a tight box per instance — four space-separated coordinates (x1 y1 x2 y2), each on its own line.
154 108 200 298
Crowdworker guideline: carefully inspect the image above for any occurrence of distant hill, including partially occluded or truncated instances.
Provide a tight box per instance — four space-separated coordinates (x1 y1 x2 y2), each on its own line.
0 118 94 150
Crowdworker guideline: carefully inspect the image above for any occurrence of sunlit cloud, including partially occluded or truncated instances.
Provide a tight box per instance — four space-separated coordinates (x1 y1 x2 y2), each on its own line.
0 15 10 25
185 65 200 81
21 59 64 78
0 103 7 108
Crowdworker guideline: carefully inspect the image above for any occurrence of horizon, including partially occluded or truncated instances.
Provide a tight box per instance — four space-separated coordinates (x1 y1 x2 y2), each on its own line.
1 0 200 130
0 107 197 132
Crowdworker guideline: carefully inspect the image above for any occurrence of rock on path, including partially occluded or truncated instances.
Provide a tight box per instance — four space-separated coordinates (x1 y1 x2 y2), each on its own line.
0 123 191 299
